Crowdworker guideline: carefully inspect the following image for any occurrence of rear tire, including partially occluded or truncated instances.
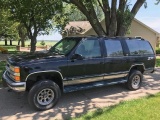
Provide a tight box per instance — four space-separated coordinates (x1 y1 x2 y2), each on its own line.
28 80 61 110
127 70 143 90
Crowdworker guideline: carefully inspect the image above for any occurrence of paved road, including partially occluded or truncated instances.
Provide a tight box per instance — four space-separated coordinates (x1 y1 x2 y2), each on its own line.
0 69 160 120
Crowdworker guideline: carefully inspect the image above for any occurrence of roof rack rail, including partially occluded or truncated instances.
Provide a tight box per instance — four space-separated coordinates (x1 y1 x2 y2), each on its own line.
115 36 128 39
128 36 144 40
87 35 98 37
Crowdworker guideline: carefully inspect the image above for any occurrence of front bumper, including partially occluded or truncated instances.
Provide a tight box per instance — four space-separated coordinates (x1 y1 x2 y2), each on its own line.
2 71 26 92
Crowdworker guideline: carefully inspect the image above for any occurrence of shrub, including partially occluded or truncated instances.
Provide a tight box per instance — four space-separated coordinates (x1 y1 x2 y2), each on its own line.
40 40 45 46
156 48 160 54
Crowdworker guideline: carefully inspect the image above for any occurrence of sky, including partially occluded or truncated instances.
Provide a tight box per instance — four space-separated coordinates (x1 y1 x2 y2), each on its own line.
37 0 160 41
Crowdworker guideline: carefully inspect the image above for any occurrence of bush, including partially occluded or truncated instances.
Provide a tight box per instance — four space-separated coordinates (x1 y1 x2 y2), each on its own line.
156 48 160 54
40 40 45 46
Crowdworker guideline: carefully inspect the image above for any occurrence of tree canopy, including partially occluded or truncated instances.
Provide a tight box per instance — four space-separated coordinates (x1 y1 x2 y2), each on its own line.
5 0 62 52
53 3 104 34
0 8 19 41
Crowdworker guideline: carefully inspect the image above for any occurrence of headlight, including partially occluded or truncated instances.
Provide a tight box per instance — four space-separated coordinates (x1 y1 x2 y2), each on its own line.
10 66 20 73
9 65 20 82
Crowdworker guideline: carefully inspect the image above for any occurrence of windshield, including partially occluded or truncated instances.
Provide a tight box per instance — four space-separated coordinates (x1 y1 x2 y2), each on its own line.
49 38 80 55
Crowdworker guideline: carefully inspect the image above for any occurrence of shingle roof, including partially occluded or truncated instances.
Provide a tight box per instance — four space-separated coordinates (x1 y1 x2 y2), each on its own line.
63 21 92 35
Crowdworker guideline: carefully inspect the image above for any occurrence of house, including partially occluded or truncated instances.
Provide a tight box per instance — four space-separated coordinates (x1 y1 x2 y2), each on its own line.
63 18 160 51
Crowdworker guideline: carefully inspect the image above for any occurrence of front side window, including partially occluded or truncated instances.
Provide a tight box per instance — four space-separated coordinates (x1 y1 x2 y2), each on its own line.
126 40 154 55
105 40 124 57
49 38 80 55
75 39 101 58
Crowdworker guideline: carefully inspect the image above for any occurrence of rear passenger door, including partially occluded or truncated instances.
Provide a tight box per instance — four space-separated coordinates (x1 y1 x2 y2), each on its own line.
103 39 128 79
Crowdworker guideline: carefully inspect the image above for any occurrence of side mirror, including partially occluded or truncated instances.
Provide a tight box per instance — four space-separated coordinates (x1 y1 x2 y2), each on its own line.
71 54 83 60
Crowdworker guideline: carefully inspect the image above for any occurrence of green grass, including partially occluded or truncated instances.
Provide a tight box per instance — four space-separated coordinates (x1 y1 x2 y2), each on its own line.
72 93 160 120
156 58 160 67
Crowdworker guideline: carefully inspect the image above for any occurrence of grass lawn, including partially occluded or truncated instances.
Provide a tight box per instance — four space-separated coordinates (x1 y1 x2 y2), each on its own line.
72 93 160 120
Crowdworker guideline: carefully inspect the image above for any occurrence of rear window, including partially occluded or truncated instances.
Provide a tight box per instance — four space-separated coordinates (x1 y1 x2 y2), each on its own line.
126 40 154 55
105 40 124 57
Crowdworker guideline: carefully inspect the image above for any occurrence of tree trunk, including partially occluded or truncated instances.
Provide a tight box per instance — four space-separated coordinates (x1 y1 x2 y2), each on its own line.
21 39 25 47
108 0 117 37
18 39 21 45
63 0 145 37
5 39 7 46
116 0 127 36
69 0 106 36
10 40 12 45
117 26 126 36
30 36 37 52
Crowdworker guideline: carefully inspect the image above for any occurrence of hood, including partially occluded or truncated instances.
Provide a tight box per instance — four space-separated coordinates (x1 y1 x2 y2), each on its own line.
8 50 64 64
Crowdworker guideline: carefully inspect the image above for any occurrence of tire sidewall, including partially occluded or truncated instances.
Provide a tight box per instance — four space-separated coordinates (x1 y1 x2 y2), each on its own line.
28 80 61 110
128 70 143 90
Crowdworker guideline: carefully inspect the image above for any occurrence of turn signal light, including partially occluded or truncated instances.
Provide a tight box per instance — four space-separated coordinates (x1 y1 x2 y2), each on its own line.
14 67 20 73
14 76 20 82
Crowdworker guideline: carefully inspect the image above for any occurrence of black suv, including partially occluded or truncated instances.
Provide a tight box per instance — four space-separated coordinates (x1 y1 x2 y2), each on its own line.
2 36 155 110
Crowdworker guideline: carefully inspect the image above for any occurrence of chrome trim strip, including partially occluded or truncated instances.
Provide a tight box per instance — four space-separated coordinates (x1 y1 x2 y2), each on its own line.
25 70 63 82
104 73 127 80
65 72 128 86
64 75 103 86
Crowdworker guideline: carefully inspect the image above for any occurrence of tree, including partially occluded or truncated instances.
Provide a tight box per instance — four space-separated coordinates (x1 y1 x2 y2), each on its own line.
0 8 19 45
63 0 146 37
17 23 27 47
53 3 104 33
6 0 62 52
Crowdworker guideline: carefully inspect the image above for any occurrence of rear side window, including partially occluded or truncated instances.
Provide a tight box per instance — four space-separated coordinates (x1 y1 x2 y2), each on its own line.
126 40 154 55
105 40 124 57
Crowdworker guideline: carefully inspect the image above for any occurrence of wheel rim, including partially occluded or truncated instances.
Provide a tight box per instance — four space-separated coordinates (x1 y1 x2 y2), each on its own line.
132 75 141 89
37 88 54 106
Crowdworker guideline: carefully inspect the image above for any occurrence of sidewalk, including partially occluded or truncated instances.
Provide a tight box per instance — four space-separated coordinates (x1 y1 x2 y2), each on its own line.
0 69 160 120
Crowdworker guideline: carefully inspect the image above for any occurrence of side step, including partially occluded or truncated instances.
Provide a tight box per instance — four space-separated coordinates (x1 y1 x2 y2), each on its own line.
64 79 127 93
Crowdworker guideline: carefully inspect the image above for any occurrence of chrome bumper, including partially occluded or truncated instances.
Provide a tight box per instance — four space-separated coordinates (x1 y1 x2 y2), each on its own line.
2 71 26 92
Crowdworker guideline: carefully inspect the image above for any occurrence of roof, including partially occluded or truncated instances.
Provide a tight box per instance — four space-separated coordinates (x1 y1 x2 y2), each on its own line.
64 18 160 36
63 21 92 35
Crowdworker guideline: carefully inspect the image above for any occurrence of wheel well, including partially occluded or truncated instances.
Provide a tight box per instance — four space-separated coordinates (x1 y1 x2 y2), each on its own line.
26 72 63 92
129 65 144 74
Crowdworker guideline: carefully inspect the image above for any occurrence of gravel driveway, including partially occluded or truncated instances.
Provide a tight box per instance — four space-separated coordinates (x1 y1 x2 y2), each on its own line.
0 69 160 120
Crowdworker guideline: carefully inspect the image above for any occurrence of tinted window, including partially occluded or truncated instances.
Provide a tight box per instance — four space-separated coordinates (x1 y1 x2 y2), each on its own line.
49 38 80 55
126 40 154 55
105 40 124 57
75 39 101 58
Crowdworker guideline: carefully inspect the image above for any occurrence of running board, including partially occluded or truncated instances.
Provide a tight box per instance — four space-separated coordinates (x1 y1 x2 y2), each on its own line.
63 79 127 93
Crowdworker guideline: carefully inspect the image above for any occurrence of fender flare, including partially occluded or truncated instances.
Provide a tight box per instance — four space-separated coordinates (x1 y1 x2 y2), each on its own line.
25 70 63 82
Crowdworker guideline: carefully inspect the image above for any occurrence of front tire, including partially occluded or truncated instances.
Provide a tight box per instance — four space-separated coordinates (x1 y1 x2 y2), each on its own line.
127 70 143 90
28 80 61 110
